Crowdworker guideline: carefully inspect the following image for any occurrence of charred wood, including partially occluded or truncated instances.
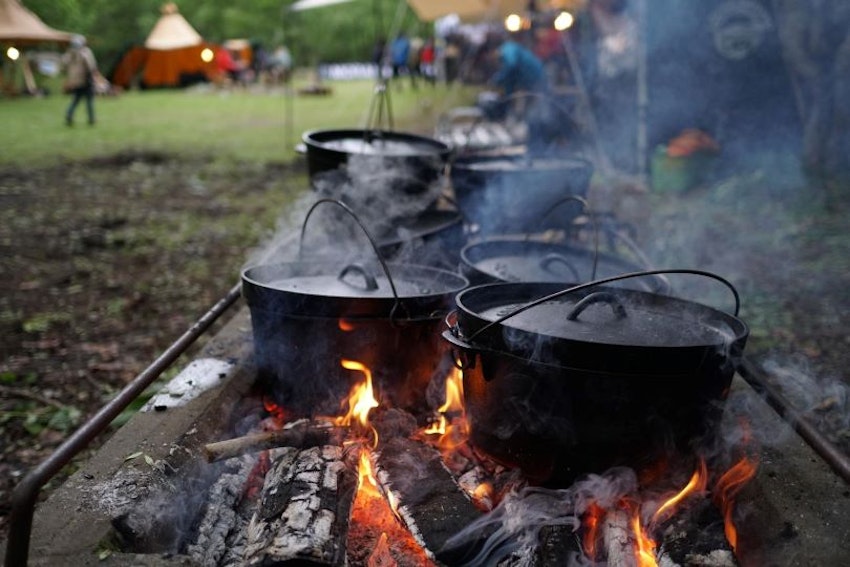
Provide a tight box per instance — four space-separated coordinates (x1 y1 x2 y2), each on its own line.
187 455 259 566
242 445 357 566
203 420 346 462
533 524 583 566
373 436 484 564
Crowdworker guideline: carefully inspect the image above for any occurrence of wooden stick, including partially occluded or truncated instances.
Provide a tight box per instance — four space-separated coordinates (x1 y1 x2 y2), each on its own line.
203 422 347 462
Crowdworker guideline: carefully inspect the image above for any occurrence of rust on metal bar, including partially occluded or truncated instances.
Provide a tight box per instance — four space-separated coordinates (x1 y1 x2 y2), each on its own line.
4 283 243 567
739 357 850 485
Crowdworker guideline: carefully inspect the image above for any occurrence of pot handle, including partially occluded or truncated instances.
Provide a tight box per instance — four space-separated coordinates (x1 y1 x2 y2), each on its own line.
338 263 379 291
441 329 479 372
540 253 582 281
566 291 627 321
298 198 405 319
466 269 742 344
533 195 600 281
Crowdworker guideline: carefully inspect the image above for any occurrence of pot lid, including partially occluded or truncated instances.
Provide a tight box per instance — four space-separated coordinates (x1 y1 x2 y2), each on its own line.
457 282 747 350
304 129 449 156
243 261 469 319
461 238 664 291
246 261 464 299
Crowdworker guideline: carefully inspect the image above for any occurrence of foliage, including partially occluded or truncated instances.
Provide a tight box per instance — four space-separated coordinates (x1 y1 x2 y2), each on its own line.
23 0 433 73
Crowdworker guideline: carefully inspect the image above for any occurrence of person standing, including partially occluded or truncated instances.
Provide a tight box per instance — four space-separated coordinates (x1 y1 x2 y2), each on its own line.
62 35 100 127
774 0 850 206
390 33 411 88
419 37 437 85
486 35 571 155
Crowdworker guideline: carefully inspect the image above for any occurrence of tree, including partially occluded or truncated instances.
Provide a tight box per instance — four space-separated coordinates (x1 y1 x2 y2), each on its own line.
22 0 431 71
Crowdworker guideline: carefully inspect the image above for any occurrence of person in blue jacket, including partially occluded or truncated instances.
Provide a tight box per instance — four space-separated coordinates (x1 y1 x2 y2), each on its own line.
491 38 548 97
487 36 569 155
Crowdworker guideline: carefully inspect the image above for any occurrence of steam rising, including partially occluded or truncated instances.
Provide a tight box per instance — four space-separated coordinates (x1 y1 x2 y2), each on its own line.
442 468 639 566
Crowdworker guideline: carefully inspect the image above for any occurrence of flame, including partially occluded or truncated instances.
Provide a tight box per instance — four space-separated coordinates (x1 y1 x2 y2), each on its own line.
439 367 465 413
423 368 469 450
582 502 605 560
651 458 708 524
472 482 494 509
631 512 658 567
357 448 381 496
335 359 380 439
356 447 401 517
714 457 758 552
338 318 355 332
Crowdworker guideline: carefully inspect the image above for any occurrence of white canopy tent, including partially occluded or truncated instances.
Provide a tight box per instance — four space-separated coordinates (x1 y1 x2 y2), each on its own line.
405 0 586 22
290 0 357 12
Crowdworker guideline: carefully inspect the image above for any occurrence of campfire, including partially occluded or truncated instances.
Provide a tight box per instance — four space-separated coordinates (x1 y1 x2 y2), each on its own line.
121 342 760 567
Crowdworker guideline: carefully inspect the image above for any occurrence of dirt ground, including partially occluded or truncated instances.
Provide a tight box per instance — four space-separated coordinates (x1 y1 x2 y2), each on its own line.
1 152 848 543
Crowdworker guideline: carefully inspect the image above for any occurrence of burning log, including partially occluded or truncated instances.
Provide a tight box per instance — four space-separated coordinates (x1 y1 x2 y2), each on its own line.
373 436 484 564
203 420 347 462
242 445 357 566
603 509 638 567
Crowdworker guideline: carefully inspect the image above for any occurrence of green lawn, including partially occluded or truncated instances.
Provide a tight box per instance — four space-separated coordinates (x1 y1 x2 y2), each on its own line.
0 78 476 166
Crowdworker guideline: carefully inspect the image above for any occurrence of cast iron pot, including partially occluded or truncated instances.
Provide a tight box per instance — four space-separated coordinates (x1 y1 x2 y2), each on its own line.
449 153 594 235
459 235 670 293
243 259 469 417
442 270 748 484
302 128 453 196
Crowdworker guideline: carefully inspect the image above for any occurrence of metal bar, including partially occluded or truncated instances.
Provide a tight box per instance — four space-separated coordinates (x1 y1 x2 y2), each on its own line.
4 283 243 567
739 357 850 485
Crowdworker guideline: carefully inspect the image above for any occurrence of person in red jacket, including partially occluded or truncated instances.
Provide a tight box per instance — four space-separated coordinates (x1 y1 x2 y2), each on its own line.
215 45 244 85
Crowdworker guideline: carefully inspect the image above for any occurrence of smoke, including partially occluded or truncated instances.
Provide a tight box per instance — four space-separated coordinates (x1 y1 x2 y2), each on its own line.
761 355 850 452
441 468 638 566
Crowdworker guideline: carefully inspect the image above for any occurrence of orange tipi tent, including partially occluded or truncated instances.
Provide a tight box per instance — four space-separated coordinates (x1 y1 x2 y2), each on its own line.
110 2 215 89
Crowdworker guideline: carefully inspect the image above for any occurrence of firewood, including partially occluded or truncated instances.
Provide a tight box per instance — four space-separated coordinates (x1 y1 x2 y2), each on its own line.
373 436 484 564
242 445 357 566
203 421 346 462
603 509 637 567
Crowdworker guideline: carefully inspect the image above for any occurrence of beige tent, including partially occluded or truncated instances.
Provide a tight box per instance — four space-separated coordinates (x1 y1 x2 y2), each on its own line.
144 2 202 50
0 0 72 45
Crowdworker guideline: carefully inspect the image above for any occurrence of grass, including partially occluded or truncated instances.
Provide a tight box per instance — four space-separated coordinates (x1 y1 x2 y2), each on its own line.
0 76 477 166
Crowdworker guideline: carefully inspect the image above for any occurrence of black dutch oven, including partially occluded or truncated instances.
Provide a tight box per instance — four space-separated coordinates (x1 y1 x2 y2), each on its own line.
302 128 452 197
459 235 670 293
243 260 469 417
243 199 469 417
449 153 594 235
442 270 748 484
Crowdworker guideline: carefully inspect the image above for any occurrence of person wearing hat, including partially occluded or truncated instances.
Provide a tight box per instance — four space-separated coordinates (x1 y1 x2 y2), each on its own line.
62 34 100 126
